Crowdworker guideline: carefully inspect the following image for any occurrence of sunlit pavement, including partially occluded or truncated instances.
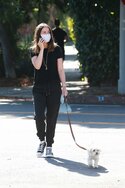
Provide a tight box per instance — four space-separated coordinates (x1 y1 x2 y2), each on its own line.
64 44 82 81
0 100 125 188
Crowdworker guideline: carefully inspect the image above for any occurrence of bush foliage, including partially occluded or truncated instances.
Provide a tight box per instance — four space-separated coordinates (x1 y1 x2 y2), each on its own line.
68 0 119 86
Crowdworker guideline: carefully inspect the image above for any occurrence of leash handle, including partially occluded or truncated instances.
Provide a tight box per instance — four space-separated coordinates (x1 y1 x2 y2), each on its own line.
64 95 68 104
64 96 87 151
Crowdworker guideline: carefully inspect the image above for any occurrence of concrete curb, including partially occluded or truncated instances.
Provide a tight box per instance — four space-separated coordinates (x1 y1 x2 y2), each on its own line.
68 94 125 105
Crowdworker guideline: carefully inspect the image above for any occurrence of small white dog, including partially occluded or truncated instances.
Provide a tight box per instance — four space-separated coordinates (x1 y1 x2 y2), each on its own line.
87 148 100 168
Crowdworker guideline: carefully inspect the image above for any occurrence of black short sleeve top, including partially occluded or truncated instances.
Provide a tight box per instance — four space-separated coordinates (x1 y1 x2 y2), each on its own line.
31 45 63 86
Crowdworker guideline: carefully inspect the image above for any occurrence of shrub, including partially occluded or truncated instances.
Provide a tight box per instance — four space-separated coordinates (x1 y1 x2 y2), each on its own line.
68 0 119 86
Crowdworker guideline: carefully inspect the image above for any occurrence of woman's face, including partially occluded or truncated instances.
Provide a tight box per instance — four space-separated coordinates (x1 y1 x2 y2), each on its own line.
40 26 51 43
40 27 50 35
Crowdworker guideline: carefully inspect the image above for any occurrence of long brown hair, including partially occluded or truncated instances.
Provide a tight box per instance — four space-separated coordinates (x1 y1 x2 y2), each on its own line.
30 23 56 53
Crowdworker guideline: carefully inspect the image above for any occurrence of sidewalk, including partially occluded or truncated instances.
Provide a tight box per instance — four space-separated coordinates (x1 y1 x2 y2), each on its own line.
0 43 125 105
0 83 125 105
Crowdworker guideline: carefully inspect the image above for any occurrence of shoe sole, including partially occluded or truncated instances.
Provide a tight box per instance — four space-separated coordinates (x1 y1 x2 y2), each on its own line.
45 154 54 158
37 152 44 158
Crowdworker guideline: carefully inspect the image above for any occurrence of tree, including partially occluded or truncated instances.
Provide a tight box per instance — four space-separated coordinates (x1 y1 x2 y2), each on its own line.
0 0 36 78
0 1 20 78
0 23 16 78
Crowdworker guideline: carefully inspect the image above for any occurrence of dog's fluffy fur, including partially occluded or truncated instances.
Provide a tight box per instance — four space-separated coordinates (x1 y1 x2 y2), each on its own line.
87 148 100 168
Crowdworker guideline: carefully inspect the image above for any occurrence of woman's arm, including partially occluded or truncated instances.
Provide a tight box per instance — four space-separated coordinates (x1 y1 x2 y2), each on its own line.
31 49 44 70
31 39 45 70
57 58 68 96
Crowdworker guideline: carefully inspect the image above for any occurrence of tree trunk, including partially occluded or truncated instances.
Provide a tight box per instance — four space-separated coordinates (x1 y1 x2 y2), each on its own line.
0 23 16 78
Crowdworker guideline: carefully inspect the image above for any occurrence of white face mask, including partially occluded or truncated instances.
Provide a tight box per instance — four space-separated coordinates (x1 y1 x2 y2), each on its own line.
40 33 51 43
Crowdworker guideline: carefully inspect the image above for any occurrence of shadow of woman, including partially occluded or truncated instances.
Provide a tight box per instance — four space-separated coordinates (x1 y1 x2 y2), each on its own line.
45 157 108 177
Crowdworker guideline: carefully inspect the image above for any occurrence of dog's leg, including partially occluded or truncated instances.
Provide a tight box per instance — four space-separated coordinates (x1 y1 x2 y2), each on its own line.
88 157 93 167
93 158 99 168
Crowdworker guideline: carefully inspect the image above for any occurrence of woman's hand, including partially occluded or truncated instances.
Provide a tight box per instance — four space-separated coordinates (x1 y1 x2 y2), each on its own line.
62 86 68 97
38 38 46 50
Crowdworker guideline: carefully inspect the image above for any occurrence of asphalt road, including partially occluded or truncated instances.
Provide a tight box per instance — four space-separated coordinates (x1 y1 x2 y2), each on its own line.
0 100 125 188
1 99 125 125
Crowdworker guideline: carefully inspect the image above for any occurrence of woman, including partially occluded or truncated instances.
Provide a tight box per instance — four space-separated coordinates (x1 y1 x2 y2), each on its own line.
30 23 68 157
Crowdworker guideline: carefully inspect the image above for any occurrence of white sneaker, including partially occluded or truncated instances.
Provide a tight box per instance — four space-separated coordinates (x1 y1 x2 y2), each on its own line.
46 147 53 158
37 141 46 157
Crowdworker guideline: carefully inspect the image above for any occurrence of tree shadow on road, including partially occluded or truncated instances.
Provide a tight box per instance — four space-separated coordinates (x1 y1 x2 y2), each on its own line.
45 157 108 177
